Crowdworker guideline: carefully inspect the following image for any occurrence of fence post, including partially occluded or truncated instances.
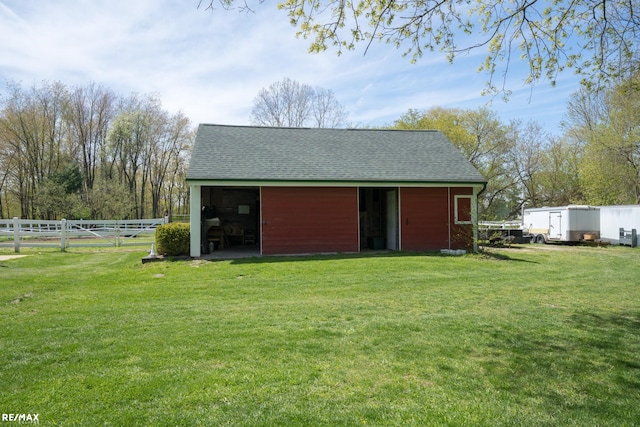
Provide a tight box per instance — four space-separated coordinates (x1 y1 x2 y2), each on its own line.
632 229 637 248
115 221 120 248
60 219 67 252
13 217 19 253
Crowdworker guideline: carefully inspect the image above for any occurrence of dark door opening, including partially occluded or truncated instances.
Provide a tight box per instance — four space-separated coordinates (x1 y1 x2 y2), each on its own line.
201 186 260 252
359 188 398 250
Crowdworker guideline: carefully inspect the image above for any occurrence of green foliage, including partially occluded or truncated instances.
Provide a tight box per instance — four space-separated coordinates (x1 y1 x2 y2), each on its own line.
536 138 584 205
393 106 514 219
51 162 83 194
33 179 86 220
569 72 640 205
82 179 136 220
31 162 86 219
155 222 190 256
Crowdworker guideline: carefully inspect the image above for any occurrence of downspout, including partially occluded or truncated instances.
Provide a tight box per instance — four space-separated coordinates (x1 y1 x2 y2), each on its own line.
473 182 488 253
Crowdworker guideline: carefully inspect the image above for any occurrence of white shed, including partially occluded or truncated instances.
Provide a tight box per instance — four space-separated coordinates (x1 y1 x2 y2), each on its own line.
599 205 640 244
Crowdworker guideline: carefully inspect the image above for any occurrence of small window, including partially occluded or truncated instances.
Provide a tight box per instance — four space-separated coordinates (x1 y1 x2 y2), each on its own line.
454 195 472 224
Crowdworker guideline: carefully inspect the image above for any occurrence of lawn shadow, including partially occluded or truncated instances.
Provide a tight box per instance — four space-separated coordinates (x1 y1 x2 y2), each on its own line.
476 248 538 263
149 246 539 265
480 309 640 419
228 249 538 265
228 250 445 265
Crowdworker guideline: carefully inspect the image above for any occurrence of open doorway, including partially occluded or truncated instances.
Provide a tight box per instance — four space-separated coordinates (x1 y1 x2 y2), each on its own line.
359 188 398 250
201 186 260 253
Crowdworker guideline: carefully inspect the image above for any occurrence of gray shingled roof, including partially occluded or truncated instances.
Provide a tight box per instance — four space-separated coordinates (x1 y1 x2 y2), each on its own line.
186 124 486 184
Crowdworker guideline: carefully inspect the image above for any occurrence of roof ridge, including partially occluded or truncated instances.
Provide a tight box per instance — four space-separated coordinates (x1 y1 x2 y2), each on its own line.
198 123 441 133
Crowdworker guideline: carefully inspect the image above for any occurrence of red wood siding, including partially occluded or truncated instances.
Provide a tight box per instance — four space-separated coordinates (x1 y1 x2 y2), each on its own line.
261 187 359 255
400 187 449 251
400 187 475 251
456 196 472 222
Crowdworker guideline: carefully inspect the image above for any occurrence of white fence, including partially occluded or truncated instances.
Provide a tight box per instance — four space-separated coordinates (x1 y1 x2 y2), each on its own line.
479 220 523 230
0 217 168 252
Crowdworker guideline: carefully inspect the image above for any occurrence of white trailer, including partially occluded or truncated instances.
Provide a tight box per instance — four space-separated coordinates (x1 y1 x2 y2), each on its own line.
599 205 640 246
523 205 600 243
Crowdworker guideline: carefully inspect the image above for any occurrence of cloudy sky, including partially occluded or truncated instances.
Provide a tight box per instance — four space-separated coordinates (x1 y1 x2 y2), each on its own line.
0 0 582 134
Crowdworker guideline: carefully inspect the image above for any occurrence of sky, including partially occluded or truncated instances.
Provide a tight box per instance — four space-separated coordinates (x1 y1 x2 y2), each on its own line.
0 0 582 134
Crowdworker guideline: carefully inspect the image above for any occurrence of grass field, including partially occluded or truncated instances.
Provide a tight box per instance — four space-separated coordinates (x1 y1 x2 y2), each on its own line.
1 245 639 426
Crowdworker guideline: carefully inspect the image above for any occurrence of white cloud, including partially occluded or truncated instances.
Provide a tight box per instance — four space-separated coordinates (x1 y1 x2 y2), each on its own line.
0 0 580 133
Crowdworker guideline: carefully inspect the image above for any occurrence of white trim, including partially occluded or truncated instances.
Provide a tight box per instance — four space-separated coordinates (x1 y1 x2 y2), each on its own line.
189 184 202 257
187 179 485 189
472 187 480 252
454 194 473 224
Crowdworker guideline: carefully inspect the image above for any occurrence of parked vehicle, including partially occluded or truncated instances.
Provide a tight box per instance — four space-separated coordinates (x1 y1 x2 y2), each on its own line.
522 205 600 244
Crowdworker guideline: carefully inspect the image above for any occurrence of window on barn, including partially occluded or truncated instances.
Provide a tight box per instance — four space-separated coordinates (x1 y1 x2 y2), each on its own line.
454 195 472 224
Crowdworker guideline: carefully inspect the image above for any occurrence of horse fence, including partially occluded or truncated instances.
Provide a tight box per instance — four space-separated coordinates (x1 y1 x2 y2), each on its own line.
0 217 169 252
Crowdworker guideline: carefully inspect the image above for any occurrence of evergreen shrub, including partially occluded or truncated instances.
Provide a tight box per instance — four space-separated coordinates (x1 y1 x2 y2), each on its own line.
155 223 190 256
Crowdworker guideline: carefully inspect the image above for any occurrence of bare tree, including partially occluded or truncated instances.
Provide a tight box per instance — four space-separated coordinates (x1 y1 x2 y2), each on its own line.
0 81 68 217
149 112 193 218
509 120 547 208
311 87 347 128
65 83 115 194
250 77 347 127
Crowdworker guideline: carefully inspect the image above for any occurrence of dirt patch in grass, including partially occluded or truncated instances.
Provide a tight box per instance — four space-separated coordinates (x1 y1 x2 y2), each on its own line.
486 243 613 254
10 292 33 304
0 255 28 261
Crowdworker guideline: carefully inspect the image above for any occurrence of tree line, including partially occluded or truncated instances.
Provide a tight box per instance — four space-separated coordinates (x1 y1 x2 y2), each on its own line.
0 81 193 220
2 73 638 221
392 71 640 219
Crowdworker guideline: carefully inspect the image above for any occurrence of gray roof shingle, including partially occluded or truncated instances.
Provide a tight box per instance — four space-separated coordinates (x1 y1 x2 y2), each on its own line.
186 124 486 184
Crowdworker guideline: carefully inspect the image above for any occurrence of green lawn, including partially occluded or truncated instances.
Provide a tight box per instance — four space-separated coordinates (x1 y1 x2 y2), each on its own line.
1 246 639 426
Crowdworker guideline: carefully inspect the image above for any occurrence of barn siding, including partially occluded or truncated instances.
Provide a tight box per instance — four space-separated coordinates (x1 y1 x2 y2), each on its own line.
400 187 474 251
400 187 449 250
261 187 359 255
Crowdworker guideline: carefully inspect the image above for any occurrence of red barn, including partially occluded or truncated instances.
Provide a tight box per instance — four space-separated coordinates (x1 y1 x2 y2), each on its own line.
186 125 486 257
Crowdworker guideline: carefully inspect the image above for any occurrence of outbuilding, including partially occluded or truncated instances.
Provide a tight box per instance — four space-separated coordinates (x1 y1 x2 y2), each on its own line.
599 205 640 245
186 125 486 257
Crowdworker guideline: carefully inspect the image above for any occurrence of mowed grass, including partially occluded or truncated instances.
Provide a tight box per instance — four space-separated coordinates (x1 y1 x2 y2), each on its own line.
1 246 639 426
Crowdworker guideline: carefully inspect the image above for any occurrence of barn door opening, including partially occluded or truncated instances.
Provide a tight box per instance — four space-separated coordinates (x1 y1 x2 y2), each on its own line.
200 186 260 253
359 188 399 250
